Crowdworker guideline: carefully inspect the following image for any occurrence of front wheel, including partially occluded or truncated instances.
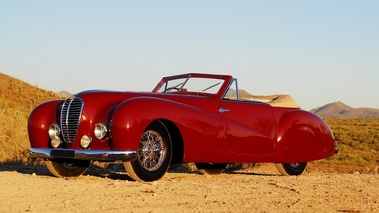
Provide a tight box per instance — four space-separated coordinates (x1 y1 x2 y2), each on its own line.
275 162 307 176
124 122 172 182
195 163 227 175
45 159 90 177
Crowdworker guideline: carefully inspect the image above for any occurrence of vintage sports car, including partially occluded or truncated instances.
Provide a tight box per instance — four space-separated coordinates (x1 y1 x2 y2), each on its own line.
28 73 338 182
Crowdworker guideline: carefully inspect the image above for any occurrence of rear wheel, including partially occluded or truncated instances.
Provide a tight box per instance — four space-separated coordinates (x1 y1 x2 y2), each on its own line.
124 122 172 182
195 163 227 175
275 162 307 176
45 159 90 177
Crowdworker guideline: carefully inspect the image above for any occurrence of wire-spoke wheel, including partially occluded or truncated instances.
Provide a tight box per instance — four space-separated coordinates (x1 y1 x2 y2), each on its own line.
275 162 307 176
124 122 172 182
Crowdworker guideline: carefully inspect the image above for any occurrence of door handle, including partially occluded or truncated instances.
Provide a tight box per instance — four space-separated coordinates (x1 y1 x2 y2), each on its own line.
219 108 230 113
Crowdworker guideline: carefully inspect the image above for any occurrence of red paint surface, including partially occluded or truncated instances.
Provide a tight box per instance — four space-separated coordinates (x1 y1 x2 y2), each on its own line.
28 73 336 163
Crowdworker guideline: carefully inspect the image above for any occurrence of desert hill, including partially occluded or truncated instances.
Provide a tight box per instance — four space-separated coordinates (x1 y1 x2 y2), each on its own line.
0 73 63 112
0 72 64 162
310 101 379 118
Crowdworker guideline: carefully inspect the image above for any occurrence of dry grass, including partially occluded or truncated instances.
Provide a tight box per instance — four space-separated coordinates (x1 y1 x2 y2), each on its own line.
311 118 379 174
0 73 63 163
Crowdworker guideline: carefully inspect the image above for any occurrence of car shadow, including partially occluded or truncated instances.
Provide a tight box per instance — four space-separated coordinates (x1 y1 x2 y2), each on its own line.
168 163 281 177
0 160 135 181
0 161 51 176
224 170 280 176
0 161 280 180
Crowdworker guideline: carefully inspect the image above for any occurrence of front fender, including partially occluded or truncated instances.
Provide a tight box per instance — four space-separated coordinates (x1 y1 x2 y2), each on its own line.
110 97 226 160
275 110 335 162
28 100 63 148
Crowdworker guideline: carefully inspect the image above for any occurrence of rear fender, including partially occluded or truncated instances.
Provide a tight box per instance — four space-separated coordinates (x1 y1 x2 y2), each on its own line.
275 110 335 162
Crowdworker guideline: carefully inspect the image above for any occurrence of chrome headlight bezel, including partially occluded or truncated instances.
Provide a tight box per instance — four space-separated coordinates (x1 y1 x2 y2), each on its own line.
94 122 108 140
80 135 92 149
48 123 61 139
51 137 62 148
48 123 62 148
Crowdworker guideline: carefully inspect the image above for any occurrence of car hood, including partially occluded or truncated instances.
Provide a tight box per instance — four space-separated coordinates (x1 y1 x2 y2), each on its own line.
73 89 217 113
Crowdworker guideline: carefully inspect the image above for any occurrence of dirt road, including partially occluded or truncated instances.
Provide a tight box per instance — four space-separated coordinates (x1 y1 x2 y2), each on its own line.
0 163 378 213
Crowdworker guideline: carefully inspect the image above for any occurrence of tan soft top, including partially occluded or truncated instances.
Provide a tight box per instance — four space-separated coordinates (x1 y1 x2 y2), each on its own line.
241 94 300 108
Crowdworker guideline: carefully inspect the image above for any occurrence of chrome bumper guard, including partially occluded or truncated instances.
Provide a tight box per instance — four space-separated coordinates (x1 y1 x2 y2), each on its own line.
29 148 137 162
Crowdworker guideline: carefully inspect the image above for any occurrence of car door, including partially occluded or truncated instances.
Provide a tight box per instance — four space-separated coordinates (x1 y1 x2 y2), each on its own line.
219 99 276 157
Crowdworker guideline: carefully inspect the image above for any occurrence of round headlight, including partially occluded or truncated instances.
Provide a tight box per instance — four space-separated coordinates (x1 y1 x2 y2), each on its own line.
48 123 60 139
80 135 92 149
94 123 108 140
51 137 62 148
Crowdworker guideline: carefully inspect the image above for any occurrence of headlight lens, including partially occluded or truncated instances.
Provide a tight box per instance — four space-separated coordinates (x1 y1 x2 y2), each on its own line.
80 135 92 149
51 137 62 148
48 123 60 139
94 123 108 140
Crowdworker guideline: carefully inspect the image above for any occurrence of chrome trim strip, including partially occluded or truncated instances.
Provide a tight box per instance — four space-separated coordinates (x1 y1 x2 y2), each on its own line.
219 108 230 113
63 98 72 140
29 148 137 162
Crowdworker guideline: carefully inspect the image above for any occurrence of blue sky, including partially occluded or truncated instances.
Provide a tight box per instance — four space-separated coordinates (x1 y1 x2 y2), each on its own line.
1 1 378 110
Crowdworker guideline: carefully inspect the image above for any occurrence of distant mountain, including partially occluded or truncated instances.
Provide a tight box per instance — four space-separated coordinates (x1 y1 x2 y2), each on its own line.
57 90 72 98
310 101 379 118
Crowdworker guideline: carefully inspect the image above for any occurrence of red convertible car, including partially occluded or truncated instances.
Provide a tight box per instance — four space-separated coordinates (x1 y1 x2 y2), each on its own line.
28 73 337 182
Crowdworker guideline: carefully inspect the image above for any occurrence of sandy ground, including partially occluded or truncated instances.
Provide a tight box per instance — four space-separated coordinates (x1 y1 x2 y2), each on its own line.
0 163 378 213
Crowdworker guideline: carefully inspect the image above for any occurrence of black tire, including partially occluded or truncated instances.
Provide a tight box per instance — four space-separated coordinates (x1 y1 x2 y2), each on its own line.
195 163 227 175
275 162 307 176
45 159 90 177
124 122 172 182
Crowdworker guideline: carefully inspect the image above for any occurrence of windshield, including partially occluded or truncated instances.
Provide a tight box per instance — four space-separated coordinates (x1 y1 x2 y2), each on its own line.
157 76 225 94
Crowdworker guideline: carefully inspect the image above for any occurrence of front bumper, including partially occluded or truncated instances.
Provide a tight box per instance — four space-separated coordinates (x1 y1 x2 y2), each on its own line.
29 148 137 162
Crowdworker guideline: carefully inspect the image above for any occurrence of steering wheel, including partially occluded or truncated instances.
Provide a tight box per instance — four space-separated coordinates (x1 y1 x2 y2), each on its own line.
164 87 180 93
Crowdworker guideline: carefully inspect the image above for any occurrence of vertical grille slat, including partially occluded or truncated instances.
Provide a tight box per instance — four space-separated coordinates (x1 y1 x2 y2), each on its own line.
60 97 83 143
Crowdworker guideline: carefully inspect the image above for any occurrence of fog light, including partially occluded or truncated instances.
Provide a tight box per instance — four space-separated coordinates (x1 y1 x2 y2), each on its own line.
51 137 62 148
48 123 60 139
94 123 108 140
80 135 92 149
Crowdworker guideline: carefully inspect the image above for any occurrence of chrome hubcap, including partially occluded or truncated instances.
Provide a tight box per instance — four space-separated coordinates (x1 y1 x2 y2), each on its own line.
138 130 165 171
289 163 301 168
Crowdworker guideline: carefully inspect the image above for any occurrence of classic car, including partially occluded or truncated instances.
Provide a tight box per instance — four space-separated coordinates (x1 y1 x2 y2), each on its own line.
28 73 338 182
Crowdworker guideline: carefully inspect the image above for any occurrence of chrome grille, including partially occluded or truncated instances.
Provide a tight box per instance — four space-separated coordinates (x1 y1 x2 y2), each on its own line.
60 97 83 143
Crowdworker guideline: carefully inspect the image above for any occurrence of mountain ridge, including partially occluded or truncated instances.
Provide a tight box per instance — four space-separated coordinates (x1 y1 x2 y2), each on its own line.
310 101 379 118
